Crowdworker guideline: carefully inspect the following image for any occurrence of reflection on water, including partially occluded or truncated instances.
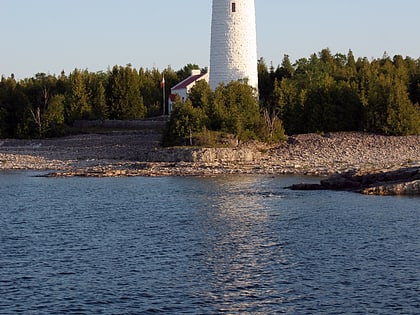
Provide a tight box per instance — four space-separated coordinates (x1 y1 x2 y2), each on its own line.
189 176 303 313
0 173 419 314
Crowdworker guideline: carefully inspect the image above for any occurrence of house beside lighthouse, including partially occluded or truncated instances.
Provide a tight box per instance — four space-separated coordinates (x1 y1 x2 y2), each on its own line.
209 0 258 89
169 70 209 112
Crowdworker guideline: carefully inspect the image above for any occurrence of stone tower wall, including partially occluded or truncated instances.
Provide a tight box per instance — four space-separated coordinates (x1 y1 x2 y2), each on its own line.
209 0 258 89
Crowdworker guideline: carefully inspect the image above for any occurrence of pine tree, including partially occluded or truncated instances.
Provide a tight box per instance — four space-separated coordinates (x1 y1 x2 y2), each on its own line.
67 69 91 123
108 65 145 120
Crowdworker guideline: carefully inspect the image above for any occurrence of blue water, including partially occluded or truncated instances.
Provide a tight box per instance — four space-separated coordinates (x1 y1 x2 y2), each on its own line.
0 172 419 314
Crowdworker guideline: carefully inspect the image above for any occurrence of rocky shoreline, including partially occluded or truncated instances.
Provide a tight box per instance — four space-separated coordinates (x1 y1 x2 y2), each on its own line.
1 132 419 191
290 167 420 195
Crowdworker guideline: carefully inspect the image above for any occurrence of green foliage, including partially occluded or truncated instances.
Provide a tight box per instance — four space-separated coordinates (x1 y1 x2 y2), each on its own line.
0 65 177 138
187 79 213 112
176 64 201 81
0 76 32 138
217 81 261 140
107 65 145 120
165 80 282 146
86 72 108 120
261 109 286 142
1 53 420 140
165 99 206 145
261 49 420 136
139 67 163 116
67 69 92 123
44 94 65 136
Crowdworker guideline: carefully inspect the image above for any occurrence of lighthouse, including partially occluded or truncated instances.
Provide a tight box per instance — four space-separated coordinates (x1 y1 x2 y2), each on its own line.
209 0 258 90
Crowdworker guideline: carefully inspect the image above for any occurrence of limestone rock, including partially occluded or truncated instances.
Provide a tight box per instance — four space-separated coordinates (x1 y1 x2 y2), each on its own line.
361 179 420 196
290 167 420 196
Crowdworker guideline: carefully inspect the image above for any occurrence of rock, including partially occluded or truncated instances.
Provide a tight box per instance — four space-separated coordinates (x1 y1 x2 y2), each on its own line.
361 180 420 196
1 132 419 179
320 174 360 189
289 183 324 190
290 167 420 196
146 147 260 164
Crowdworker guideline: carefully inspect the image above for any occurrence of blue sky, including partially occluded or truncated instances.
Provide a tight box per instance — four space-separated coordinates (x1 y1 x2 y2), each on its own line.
2 0 420 79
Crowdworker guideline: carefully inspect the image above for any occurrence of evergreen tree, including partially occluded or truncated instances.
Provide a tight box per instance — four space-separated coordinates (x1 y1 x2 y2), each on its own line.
66 69 91 123
1 49 419 140
277 54 295 79
0 76 32 137
258 58 273 108
107 65 145 120
138 67 161 116
176 64 200 81
86 72 108 120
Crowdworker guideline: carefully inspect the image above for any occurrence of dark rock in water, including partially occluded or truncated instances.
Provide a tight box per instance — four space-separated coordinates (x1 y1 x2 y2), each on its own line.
289 183 324 190
320 174 361 189
290 167 420 196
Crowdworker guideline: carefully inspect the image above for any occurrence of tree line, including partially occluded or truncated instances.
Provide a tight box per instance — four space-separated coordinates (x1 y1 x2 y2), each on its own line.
1 49 420 141
258 49 420 136
166 49 420 145
0 64 199 138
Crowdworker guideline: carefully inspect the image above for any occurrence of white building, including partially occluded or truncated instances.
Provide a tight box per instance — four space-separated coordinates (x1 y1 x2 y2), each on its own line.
209 0 258 90
169 70 209 112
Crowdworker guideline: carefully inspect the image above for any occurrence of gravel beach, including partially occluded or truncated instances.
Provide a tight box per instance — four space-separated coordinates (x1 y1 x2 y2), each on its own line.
0 131 419 176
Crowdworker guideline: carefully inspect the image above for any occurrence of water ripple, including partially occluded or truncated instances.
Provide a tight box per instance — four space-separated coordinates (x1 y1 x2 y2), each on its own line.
0 173 418 314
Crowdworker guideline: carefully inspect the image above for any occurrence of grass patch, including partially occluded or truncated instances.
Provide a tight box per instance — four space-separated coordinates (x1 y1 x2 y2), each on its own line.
192 130 238 148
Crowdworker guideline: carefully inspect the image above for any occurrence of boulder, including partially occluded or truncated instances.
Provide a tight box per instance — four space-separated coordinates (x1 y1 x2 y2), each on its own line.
290 167 420 196
361 179 420 196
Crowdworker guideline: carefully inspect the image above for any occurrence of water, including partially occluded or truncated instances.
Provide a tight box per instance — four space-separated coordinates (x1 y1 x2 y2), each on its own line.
0 172 418 314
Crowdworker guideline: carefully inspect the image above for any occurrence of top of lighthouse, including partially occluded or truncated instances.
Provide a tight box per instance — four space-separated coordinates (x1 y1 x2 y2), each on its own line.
209 0 258 90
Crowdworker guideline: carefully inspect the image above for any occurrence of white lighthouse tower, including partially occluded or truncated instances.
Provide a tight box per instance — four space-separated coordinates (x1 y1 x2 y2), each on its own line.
209 0 258 90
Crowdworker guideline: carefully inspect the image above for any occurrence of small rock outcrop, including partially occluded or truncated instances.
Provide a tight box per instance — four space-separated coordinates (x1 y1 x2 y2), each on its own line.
290 167 420 196
146 147 260 163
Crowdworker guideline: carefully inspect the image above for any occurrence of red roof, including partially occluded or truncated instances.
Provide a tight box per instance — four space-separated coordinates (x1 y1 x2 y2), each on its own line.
171 73 207 91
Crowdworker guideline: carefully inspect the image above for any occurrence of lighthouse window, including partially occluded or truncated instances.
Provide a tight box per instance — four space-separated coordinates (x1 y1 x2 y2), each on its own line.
232 2 236 12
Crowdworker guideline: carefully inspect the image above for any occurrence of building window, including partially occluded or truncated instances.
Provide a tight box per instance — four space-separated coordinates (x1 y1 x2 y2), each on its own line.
232 2 236 13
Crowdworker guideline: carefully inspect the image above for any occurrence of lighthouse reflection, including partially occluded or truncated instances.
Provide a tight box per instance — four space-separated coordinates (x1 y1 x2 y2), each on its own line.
194 176 289 313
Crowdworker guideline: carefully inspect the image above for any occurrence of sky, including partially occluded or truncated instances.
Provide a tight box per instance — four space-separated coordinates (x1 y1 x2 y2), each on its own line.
2 0 420 79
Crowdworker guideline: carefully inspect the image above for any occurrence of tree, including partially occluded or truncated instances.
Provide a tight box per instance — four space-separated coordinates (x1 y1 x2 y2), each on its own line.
215 81 261 139
187 79 213 113
176 64 201 81
107 65 145 119
2 49 420 140
165 98 206 145
262 108 286 142
271 77 304 134
277 54 295 79
139 67 162 116
258 58 273 108
362 56 420 135
19 73 60 137
86 72 108 120
0 76 32 137
66 69 91 123
44 94 65 136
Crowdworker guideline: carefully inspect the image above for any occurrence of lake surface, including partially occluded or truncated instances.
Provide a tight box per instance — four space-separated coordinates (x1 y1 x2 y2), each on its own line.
0 172 419 314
